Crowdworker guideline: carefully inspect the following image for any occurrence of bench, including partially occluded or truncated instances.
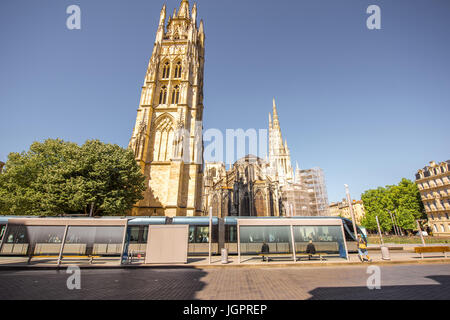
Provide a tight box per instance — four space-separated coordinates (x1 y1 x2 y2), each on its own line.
414 246 450 259
258 253 293 262
295 252 331 261
257 252 335 262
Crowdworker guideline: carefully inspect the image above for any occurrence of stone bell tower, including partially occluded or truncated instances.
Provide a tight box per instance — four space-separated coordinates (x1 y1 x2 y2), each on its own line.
129 0 205 216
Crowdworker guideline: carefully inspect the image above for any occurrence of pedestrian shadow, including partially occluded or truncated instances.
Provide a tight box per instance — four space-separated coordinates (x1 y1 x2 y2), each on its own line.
307 275 450 300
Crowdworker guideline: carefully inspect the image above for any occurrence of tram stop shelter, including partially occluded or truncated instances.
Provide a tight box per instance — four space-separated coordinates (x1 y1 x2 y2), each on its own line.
237 218 349 263
0 217 128 265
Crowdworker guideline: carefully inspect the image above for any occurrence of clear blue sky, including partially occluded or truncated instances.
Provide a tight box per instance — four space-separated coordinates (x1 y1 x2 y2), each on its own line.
1 0 449 203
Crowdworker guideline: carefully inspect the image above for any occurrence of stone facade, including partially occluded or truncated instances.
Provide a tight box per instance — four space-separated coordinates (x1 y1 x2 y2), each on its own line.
204 155 281 217
204 101 330 217
328 199 366 225
415 160 450 236
129 0 205 216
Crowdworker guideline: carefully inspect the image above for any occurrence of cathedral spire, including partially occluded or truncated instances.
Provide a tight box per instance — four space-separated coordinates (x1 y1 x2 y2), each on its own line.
191 2 197 25
159 4 166 26
272 97 280 129
294 161 302 184
198 19 205 46
178 0 190 19
155 4 166 43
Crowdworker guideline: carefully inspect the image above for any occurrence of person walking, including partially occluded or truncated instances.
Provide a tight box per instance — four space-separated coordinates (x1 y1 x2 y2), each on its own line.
357 234 371 262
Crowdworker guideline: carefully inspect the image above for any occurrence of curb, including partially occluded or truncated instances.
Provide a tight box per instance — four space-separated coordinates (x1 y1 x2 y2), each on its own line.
0 258 449 271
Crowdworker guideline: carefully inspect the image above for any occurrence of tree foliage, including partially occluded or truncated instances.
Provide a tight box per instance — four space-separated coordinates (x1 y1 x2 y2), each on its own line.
360 178 425 232
0 139 146 216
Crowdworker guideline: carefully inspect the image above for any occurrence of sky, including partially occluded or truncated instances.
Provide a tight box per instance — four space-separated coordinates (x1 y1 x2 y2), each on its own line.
0 0 449 203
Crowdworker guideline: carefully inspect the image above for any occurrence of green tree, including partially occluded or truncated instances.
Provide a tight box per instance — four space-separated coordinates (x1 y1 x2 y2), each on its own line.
361 178 425 233
388 178 425 230
0 139 146 216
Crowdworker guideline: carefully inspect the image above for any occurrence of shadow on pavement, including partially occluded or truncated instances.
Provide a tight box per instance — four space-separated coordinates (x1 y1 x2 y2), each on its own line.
0 267 208 300
307 275 450 300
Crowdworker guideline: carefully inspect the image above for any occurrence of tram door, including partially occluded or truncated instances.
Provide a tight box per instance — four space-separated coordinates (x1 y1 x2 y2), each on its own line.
145 225 189 264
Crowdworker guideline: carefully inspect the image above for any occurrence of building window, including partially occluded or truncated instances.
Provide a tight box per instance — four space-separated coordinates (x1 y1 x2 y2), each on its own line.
162 62 170 79
159 85 167 104
433 224 438 233
430 213 434 219
440 224 446 233
174 61 182 78
153 116 174 162
171 85 180 104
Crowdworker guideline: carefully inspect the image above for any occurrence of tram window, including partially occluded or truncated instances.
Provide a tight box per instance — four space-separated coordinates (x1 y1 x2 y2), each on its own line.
128 226 148 244
129 226 140 243
225 226 237 243
189 226 195 243
196 227 209 243
142 227 148 243
188 226 218 243
4 225 28 243
0 225 6 241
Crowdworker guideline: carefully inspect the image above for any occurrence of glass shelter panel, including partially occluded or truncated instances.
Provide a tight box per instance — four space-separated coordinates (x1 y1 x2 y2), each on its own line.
0 225 65 256
293 225 346 259
63 226 124 257
239 225 292 255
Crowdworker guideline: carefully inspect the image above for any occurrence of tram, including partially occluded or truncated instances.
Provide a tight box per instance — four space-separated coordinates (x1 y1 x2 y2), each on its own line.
0 216 366 257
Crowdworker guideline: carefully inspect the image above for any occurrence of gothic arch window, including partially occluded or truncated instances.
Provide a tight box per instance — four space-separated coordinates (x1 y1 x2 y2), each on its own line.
174 61 182 78
162 61 170 79
171 85 180 104
153 115 174 162
159 86 168 104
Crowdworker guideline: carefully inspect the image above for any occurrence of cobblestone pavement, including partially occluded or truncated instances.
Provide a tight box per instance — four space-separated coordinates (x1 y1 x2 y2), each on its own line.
0 263 449 300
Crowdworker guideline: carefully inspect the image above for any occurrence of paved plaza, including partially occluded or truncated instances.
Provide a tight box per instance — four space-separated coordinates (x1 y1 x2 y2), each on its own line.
0 263 449 300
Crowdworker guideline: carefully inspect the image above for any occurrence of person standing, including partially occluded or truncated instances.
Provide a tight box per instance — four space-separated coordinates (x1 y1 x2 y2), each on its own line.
306 240 316 260
261 241 270 261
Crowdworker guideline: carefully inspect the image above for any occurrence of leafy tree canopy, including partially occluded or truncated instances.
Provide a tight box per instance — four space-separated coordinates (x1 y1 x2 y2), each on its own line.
360 178 425 232
0 139 146 216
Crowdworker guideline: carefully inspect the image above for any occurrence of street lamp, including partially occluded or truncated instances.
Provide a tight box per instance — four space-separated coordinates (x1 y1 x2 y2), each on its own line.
344 184 358 241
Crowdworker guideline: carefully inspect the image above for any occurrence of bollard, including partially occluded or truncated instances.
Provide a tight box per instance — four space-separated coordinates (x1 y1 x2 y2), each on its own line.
380 245 390 260
221 248 228 264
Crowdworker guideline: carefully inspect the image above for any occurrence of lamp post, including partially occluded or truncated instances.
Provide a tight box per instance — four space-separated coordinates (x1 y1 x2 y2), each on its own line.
388 210 398 236
416 219 426 246
208 206 212 264
344 184 358 241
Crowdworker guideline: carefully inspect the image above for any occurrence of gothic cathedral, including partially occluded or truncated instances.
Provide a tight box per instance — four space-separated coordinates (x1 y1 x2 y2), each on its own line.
129 0 205 216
